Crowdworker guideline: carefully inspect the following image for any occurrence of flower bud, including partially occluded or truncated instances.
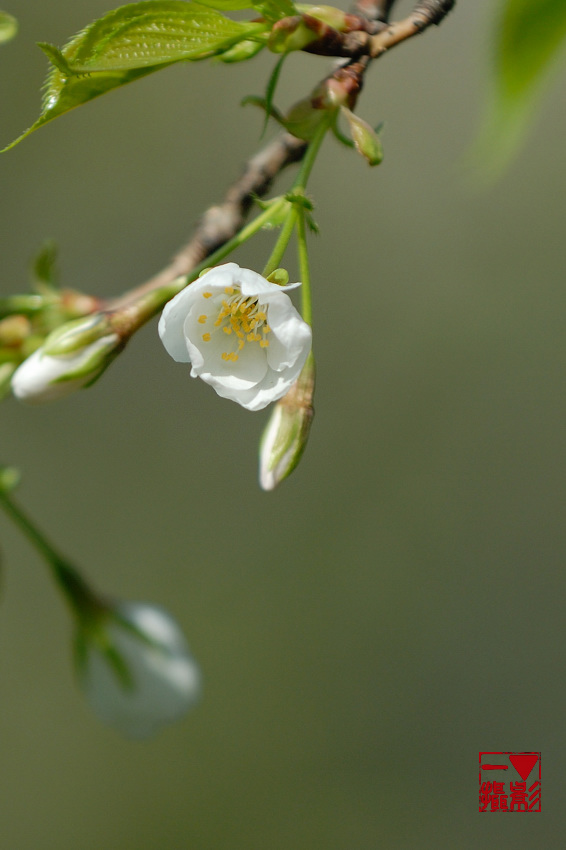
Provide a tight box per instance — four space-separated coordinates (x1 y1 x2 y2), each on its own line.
76 601 201 738
219 39 265 63
11 315 121 403
341 106 383 166
259 352 315 490
268 16 318 54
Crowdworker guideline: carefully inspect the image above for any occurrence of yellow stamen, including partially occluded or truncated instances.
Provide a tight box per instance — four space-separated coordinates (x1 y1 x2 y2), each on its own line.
203 292 212 299
198 315 207 324
202 333 211 342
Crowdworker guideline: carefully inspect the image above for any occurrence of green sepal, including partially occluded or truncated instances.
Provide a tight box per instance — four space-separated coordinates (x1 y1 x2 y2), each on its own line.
0 11 18 44
51 341 120 386
241 94 286 127
3 1 267 150
250 195 292 229
43 316 111 356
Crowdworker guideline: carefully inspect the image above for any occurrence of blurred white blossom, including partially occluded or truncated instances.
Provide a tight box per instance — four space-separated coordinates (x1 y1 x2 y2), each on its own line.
76 602 201 739
158 263 312 411
11 315 119 403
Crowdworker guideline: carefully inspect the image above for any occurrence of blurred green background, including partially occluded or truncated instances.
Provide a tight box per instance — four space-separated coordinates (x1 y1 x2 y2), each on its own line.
1 1 565 847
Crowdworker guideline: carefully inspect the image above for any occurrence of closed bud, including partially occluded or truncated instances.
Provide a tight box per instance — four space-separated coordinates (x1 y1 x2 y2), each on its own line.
219 39 265 63
341 106 383 166
75 600 202 738
259 352 315 490
11 314 121 403
296 5 349 30
268 16 318 54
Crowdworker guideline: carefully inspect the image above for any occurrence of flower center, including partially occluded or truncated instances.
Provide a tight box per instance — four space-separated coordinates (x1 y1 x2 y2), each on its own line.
200 286 271 362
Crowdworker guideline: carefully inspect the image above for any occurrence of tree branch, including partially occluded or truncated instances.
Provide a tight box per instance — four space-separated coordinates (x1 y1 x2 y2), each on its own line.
111 0 455 312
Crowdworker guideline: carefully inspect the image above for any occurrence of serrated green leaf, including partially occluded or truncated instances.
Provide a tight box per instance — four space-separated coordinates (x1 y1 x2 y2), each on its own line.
3 1 266 150
0 11 17 44
64 1 263 72
474 0 566 176
197 0 256 8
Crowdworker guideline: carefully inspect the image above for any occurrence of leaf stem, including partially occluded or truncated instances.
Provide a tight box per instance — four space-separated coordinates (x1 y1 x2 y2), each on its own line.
296 209 312 325
262 115 332 277
0 490 101 621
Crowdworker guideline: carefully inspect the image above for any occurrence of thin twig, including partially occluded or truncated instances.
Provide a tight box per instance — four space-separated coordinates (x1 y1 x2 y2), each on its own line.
111 0 455 311
110 133 306 308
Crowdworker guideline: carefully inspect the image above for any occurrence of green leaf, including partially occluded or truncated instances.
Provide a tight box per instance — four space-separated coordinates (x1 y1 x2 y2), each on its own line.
0 12 18 44
3 1 266 150
262 54 286 136
197 0 257 8
0 11 17 44
32 240 59 289
475 0 566 175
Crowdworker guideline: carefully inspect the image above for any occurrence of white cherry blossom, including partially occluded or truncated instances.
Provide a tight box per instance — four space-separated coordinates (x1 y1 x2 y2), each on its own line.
158 263 312 411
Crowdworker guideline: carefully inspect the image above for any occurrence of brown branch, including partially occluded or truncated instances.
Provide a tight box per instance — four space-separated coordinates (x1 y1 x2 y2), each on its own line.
112 0 455 312
354 0 398 24
111 133 307 309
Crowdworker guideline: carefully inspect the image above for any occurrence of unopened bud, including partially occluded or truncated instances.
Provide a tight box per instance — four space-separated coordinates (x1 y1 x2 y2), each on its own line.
76 600 202 739
265 268 289 286
259 352 315 490
0 315 31 346
341 106 383 166
268 16 318 54
296 5 349 30
11 314 121 403
219 39 265 63
284 96 327 141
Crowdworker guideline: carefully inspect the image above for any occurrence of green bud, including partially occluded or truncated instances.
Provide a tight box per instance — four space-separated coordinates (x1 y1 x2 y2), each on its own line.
341 106 383 166
284 96 327 141
259 352 315 490
268 16 318 54
296 5 349 30
265 268 289 286
219 39 265 63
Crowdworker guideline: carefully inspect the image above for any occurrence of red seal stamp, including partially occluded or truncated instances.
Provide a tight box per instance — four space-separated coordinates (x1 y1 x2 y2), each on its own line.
479 752 541 812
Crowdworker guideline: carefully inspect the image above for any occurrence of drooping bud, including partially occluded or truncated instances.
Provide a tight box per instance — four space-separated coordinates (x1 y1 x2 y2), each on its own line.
75 600 202 739
259 352 315 490
341 106 383 166
11 314 121 403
